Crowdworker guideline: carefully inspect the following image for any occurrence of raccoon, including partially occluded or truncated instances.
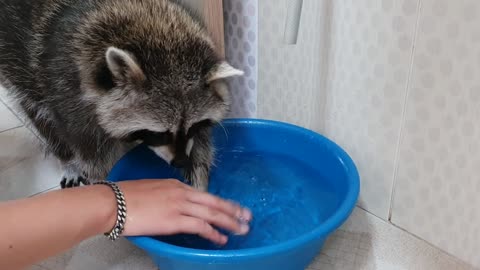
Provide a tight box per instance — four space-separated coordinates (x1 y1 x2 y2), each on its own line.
0 0 243 191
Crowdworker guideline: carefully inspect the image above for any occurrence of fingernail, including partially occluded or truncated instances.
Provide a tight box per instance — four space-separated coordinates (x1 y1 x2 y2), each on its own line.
238 224 250 235
241 208 253 222
221 235 228 244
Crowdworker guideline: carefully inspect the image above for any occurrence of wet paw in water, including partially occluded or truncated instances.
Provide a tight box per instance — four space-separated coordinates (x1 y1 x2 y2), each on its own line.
156 151 340 250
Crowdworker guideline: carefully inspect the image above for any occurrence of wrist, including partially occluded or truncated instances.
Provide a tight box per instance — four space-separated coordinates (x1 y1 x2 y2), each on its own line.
89 184 118 236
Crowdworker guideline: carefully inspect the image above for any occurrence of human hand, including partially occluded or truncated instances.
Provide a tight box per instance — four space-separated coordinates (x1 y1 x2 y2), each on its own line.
114 179 252 245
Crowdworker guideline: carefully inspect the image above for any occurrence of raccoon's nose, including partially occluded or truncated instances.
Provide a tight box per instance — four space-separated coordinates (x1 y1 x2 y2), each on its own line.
172 157 189 168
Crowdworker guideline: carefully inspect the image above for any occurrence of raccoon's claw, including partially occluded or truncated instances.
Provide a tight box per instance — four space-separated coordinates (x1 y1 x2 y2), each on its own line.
60 176 90 189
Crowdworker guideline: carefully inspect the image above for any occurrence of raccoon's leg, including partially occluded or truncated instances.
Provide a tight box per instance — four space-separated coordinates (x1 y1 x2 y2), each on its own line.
20 103 87 188
22 103 73 160
184 128 214 192
68 140 131 188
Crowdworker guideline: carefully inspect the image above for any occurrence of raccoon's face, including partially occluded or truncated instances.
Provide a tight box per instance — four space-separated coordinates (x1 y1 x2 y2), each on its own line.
84 46 243 167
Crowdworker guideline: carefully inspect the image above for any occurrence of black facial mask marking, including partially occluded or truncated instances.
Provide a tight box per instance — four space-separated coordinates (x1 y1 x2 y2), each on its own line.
125 130 173 146
187 119 213 138
124 120 214 167
173 119 213 168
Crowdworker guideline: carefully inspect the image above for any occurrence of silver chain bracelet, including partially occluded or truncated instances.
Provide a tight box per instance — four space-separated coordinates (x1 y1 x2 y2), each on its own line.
94 181 127 241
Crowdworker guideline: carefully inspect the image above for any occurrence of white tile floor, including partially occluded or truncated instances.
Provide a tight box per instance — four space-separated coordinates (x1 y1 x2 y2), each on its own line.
0 86 476 270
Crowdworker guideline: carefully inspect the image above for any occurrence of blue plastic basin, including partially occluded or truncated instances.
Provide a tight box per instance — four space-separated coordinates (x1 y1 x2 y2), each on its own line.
107 119 359 270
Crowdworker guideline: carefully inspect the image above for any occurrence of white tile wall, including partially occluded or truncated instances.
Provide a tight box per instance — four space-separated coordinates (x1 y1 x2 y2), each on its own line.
391 0 480 267
323 0 419 219
257 0 327 131
223 0 258 118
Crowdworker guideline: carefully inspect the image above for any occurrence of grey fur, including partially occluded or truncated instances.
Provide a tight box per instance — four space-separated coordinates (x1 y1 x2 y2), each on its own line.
0 0 242 190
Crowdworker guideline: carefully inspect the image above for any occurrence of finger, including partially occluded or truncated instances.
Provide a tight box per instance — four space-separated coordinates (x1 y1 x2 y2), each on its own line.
165 179 187 187
180 202 249 235
174 216 228 245
187 192 252 222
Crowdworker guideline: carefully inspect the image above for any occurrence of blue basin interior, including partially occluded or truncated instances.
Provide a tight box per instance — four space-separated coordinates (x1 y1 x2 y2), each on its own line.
107 119 359 269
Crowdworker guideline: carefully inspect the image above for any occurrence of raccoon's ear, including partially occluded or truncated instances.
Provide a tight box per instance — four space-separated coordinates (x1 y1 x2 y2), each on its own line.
105 47 146 83
206 62 244 83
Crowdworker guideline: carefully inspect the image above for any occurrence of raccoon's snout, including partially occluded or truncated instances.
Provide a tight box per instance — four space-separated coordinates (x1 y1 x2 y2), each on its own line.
150 145 190 169
151 145 190 168
150 145 175 164
171 137 193 168
150 137 194 168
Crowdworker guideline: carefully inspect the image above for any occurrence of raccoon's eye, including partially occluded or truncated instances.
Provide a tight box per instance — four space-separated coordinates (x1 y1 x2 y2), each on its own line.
187 120 213 138
126 130 173 146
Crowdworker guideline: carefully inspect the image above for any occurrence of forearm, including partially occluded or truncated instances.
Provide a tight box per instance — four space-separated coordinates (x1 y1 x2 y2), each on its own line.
0 185 116 269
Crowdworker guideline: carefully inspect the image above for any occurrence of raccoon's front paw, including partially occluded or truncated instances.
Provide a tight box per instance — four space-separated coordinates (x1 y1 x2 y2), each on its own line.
60 173 90 189
192 179 208 192
185 167 209 192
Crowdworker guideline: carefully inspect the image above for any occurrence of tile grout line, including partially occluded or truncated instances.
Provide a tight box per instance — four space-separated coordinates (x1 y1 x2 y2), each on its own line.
0 125 24 135
387 0 422 222
0 90 58 197
354 206 477 269
0 91 25 131
387 219 477 269
317 0 334 133
0 92 25 124
29 185 61 197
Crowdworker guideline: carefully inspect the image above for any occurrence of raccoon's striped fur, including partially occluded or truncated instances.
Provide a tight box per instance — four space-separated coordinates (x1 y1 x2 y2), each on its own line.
0 0 243 190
